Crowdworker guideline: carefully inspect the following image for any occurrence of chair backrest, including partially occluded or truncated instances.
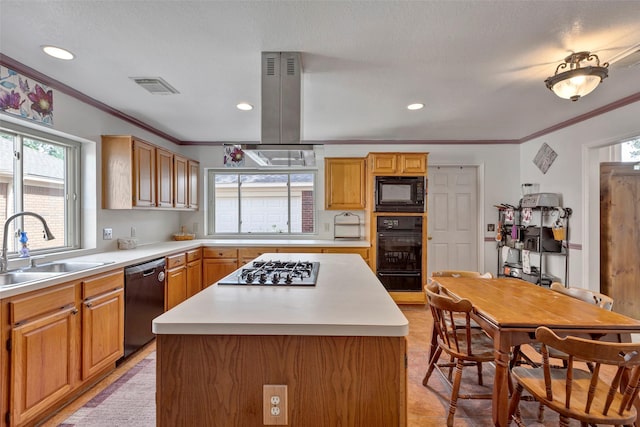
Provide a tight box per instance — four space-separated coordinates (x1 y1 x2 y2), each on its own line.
550 282 614 310
535 326 640 420
426 286 477 358
432 270 493 279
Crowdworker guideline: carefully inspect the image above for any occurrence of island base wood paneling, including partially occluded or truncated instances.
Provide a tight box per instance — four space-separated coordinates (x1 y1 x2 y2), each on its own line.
157 334 407 427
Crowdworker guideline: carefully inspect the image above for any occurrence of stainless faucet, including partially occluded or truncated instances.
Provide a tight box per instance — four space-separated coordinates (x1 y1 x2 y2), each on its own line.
1 212 55 273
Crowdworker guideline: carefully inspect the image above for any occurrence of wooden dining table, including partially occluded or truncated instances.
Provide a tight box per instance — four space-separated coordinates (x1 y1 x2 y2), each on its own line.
430 276 640 427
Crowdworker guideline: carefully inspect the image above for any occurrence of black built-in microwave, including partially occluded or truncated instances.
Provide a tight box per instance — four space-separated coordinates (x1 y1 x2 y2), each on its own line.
374 176 425 212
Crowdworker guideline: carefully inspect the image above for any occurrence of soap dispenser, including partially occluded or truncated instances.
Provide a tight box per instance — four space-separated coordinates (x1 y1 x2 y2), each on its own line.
19 231 30 258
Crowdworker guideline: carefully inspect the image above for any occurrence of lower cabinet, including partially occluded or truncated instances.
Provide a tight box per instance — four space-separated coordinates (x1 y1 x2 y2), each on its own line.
9 284 80 427
1 269 125 427
185 249 202 298
166 253 187 311
81 270 124 380
202 248 238 287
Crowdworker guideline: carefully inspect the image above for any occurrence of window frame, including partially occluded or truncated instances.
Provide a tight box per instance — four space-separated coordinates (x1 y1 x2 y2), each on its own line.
0 122 81 258
206 168 318 236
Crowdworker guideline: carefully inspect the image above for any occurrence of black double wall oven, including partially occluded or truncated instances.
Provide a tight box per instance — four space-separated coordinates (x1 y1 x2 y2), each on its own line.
376 216 423 292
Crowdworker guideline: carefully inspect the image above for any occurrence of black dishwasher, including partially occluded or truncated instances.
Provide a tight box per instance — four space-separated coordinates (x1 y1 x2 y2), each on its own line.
122 257 166 359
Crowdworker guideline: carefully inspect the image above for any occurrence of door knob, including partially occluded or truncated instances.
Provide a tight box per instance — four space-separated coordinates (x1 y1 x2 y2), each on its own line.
427 236 433 240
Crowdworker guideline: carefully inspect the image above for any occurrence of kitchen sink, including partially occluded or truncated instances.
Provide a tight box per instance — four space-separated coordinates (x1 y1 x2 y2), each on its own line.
0 271 61 287
0 261 114 288
25 261 113 273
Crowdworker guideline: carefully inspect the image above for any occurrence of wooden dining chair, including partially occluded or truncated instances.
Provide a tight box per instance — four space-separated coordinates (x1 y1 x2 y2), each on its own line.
508 326 640 427
423 282 494 427
550 282 614 310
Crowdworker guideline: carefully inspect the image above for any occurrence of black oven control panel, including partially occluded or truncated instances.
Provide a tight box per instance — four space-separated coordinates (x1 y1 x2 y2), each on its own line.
377 216 422 231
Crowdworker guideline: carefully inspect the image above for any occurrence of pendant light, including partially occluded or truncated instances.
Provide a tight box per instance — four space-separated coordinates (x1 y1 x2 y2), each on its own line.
544 51 609 101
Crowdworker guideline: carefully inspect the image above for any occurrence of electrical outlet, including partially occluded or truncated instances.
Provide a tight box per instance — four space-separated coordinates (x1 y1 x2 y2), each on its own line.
263 385 287 425
103 228 113 240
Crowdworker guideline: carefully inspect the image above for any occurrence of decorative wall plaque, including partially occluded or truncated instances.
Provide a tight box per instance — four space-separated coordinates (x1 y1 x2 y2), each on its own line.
0 66 53 126
533 142 557 174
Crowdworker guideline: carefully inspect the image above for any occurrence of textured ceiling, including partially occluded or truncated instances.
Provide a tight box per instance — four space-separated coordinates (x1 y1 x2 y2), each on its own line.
1 1 640 144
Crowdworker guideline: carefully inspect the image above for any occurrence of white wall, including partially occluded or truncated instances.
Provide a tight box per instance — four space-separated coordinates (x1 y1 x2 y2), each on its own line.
519 101 640 290
3 80 639 286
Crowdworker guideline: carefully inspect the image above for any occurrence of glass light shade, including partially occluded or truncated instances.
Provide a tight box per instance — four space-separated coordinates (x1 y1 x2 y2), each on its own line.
550 74 602 100
42 45 74 60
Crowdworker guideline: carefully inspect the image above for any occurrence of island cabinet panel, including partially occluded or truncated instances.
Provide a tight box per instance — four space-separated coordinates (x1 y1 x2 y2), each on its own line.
157 334 407 427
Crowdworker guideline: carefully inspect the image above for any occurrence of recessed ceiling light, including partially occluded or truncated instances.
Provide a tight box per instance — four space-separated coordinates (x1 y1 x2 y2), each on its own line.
407 103 424 110
42 45 75 60
236 103 253 111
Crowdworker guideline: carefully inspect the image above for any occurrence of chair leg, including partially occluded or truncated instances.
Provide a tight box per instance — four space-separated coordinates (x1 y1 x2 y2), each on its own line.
423 346 443 386
476 361 484 386
537 402 545 423
559 414 570 427
508 382 524 427
447 359 465 427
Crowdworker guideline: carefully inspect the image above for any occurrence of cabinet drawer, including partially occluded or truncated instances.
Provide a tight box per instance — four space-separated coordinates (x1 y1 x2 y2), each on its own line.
82 269 124 299
277 247 323 253
167 253 186 269
186 248 201 263
238 247 273 260
323 247 369 260
10 283 77 325
203 247 238 259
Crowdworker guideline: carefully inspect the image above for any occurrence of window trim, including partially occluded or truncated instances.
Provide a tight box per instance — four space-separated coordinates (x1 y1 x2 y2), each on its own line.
0 122 81 257
206 168 318 236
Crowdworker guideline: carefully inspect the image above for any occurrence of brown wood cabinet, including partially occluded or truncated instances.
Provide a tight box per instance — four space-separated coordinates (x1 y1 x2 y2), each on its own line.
174 155 188 209
324 157 366 210
186 249 202 298
8 284 80 426
238 247 273 266
188 160 200 210
81 270 124 380
202 248 238 287
156 147 174 208
369 152 427 175
102 135 199 210
132 138 156 207
166 253 187 310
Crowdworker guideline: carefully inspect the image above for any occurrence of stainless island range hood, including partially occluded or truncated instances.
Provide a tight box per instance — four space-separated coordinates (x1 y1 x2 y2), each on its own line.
242 52 316 167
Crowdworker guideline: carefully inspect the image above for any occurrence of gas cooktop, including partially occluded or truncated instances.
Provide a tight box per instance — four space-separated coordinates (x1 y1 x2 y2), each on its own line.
217 260 320 286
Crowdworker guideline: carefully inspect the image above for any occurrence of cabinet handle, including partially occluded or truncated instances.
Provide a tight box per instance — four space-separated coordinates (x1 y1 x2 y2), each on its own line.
72 308 79 315
85 302 92 308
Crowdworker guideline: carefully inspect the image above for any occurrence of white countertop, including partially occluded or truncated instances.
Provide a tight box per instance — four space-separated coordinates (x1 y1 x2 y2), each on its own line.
152 253 408 337
0 239 370 298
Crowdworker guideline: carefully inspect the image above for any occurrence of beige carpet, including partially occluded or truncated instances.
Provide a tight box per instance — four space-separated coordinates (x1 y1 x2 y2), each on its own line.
58 352 156 427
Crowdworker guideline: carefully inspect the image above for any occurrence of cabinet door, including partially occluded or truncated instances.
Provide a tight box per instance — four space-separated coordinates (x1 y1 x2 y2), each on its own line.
11 306 79 426
82 288 124 379
370 153 397 174
203 259 238 287
133 139 156 207
186 260 202 298
156 147 174 208
174 155 188 208
188 160 200 210
325 158 366 210
166 266 187 311
399 154 427 174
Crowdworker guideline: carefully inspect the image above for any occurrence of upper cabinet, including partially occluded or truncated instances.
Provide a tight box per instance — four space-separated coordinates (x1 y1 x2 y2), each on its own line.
369 153 427 175
102 135 199 210
325 158 366 210
188 160 200 210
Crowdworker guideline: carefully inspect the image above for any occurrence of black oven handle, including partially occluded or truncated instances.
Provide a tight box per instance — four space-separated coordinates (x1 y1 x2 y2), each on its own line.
377 271 422 277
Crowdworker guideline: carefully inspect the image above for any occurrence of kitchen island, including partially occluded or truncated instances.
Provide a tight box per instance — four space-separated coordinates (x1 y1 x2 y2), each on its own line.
152 253 408 426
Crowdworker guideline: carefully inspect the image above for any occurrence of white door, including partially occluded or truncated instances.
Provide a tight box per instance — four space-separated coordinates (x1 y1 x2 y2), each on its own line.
427 166 479 275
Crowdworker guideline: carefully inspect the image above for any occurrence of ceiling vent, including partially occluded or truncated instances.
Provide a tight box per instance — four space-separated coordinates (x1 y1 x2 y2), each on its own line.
130 77 180 95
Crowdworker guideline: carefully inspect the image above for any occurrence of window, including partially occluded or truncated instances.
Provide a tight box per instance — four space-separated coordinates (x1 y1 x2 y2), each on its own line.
0 125 80 258
621 138 640 161
208 170 316 234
